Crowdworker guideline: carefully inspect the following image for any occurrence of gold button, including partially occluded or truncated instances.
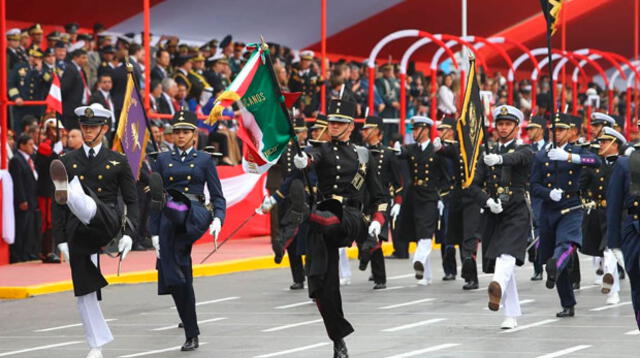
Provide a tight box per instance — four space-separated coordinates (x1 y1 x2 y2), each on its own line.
569 170 573 175
414 169 418 173
545 162 550 166
565 194 570 199
635 215 639 220
509 191 513 195
187 176 192 180
72 164 78 169
106 165 111 169
337 165 341 170
429 158 434 162
599 177 604 182
169 163 173 167
98 175 103 180
634 202 638 207
79 175 84 180
169 176 174 181
185 187 189 192
97 188 102 192
595 169 600 173
598 186 603 190
568 181 572 185
547 183 552 188
333 184 338 189
190 164 195 168
546 173 551 177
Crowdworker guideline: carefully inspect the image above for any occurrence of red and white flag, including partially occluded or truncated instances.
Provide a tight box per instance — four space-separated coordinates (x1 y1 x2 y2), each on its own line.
45 73 62 114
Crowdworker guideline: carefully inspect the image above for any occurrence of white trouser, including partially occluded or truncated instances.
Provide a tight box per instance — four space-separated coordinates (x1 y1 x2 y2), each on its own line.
66 176 97 225
338 248 351 279
413 238 432 280
77 254 113 349
603 249 620 295
592 256 603 272
492 254 521 318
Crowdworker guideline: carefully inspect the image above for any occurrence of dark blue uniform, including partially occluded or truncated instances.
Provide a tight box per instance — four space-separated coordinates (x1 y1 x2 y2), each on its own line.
529 139 547 278
8 62 46 130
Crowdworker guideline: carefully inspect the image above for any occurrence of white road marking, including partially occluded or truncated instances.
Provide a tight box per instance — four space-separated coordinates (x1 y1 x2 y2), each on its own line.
589 301 631 311
483 299 535 310
381 318 446 332
535 344 591 358
0 341 83 357
381 285 406 291
378 298 436 310
261 319 323 332
119 343 208 357
500 319 559 334
34 319 117 332
151 317 226 331
625 329 640 335
387 273 415 280
385 343 461 358
170 296 239 309
576 284 598 291
274 301 314 309
254 342 330 358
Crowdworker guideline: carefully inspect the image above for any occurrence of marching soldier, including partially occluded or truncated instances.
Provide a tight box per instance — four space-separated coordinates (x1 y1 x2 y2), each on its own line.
589 112 615 146
148 110 226 351
293 99 387 358
8 48 46 131
469 105 533 329
435 117 458 281
580 127 626 305
531 113 601 318
289 50 319 117
50 103 138 358
392 116 446 285
525 116 547 281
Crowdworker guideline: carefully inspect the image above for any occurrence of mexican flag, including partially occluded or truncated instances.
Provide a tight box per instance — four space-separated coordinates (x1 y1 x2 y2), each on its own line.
207 44 298 174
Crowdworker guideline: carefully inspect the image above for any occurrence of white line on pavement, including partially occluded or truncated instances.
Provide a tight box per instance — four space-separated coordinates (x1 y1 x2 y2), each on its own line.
589 301 631 312
576 284 598 291
378 298 436 310
380 286 406 291
119 343 208 357
535 344 592 358
254 342 331 358
274 301 314 309
151 317 226 331
387 273 415 280
169 296 240 309
483 299 535 311
381 318 446 332
34 319 117 332
261 319 323 332
500 319 558 334
625 329 640 335
385 343 461 358
0 341 83 357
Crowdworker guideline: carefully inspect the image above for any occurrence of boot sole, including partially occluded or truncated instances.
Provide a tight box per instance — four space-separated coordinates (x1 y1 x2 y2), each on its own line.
413 261 424 280
149 173 164 211
602 273 614 294
50 160 68 205
488 281 502 311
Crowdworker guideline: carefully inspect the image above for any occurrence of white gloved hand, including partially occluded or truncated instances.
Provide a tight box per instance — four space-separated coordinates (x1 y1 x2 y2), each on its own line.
612 248 625 270
625 147 635 156
390 203 401 220
118 235 133 261
260 195 277 213
209 217 222 240
293 152 309 169
57 242 69 262
432 137 442 151
393 141 401 154
486 198 503 214
151 235 160 259
548 147 570 161
483 153 503 166
437 200 444 216
368 220 382 237
549 188 564 202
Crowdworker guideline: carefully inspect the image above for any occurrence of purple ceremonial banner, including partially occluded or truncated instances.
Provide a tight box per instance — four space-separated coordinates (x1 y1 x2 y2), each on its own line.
112 71 150 179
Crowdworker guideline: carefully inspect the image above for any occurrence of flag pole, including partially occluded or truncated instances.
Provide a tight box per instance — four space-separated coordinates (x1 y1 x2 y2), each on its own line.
542 0 557 149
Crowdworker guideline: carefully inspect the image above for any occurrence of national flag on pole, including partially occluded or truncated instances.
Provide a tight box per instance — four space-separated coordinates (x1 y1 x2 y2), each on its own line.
540 0 564 36
207 43 296 174
45 72 62 114
456 56 485 189
112 70 150 179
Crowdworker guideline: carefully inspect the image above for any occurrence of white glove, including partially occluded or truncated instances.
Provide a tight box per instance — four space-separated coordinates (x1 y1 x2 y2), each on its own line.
368 220 382 237
57 242 69 262
151 235 160 259
483 153 503 166
390 203 401 220
612 248 625 270
53 141 64 154
260 195 277 213
486 198 503 214
432 137 442 151
625 147 635 156
209 217 222 239
393 141 401 153
118 235 133 261
293 152 308 169
549 188 564 202
548 147 570 161
437 200 444 216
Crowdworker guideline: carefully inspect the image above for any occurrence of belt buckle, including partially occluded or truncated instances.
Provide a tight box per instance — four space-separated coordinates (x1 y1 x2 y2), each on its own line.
332 194 344 203
600 199 607 208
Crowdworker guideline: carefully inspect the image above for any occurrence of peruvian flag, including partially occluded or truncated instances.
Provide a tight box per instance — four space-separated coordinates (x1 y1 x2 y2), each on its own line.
45 73 62 114
207 43 296 174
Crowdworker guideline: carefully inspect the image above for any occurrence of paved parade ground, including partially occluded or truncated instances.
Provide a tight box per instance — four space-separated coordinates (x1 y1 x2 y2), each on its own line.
0 253 638 358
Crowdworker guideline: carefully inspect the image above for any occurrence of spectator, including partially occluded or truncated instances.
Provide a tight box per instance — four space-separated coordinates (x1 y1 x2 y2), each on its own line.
61 49 90 130
437 73 457 117
66 128 84 151
151 48 171 83
157 78 179 115
90 73 115 135
375 63 400 119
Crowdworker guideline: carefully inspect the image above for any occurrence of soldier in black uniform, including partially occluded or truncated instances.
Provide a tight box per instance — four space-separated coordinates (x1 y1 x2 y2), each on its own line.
187 53 211 103
469 105 533 329
148 110 226 352
173 55 193 97
7 28 28 71
289 50 320 117
526 116 547 281
293 99 387 358
359 115 403 289
8 48 46 132
50 103 138 358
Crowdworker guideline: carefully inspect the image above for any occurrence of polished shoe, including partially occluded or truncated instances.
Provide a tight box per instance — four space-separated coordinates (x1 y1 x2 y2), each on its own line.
413 261 424 280
530 272 543 281
50 159 69 205
500 317 518 329
368 275 374 282
289 282 304 290
596 267 604 276
606 292 620 305
178 322 184 328
601 273 614 294
462 280 479 290
619 268 626 280
86 348 103 358
27 254 40 261
545 258 557 289
572 282 580 290
556 307 575 318
387 253 409 259
181 336 199 351
488 281 502 311
373 283 387 290
333 339 348 358
442 273 456 281
41 253 61 264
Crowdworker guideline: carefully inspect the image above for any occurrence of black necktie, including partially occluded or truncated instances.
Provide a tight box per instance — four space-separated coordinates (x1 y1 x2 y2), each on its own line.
181 151 187 161
88 148 95 160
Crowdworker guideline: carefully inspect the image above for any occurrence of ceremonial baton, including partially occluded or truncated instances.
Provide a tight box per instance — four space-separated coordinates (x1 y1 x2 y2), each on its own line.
200 209 261 264
560 201 595 215
117 255 122 276
526 237 540 252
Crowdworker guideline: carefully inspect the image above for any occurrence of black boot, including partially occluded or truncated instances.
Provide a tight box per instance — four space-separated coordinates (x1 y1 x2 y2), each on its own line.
545 258 557 289
463 280 479 290
181 336 199 351
149 172 165 211
556 306 575 318
333 339 348 358
289 282 304 290
530 272 543 281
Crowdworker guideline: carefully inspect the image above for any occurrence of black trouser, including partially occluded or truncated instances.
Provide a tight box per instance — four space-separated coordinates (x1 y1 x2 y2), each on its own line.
287 244 305 284
569 251 581 286
370 248 386 284
171 265 199 339
315 244 354 341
